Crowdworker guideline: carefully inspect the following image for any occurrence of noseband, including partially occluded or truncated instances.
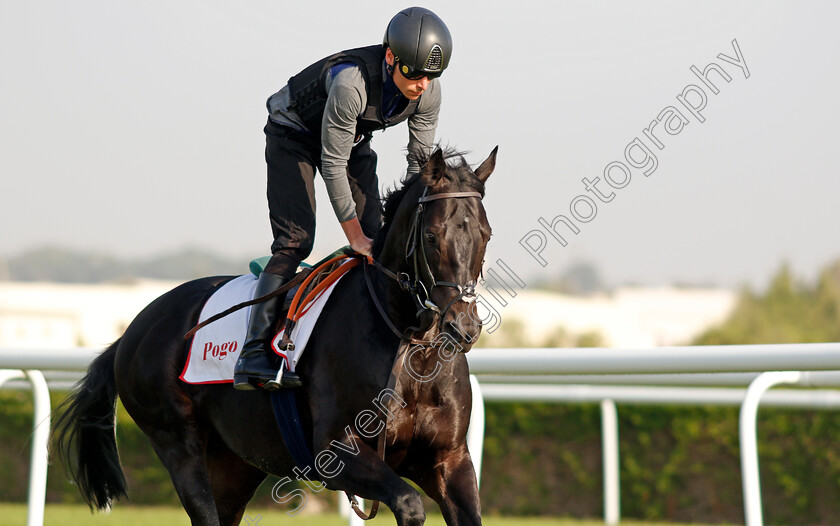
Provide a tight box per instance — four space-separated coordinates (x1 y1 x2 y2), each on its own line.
366 187 483 342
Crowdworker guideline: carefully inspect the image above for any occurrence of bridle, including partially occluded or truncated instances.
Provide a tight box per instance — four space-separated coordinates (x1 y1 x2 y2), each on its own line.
409 188 483 314
365 187 484 344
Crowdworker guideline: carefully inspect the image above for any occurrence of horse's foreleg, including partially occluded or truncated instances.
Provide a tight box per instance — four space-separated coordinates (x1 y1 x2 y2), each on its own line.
421 446 481 526
315 436 426 526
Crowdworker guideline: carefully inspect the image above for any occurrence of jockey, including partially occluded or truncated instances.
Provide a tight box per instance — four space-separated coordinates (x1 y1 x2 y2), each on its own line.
234 7 453 390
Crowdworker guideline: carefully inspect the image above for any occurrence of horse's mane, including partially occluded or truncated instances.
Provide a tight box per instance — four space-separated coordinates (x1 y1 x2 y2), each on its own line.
372 147 485 257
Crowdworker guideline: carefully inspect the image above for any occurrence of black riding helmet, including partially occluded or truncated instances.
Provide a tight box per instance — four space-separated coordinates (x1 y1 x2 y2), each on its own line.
383 7 452 80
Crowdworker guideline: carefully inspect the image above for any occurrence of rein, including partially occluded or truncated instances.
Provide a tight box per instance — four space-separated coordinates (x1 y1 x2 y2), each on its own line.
182 269 312 340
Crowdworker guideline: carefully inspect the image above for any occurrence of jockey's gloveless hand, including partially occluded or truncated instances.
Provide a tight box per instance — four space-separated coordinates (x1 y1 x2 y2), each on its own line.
341 217 374 257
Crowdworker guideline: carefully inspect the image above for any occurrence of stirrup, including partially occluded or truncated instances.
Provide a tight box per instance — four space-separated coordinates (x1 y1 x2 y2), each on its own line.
263 358 302 390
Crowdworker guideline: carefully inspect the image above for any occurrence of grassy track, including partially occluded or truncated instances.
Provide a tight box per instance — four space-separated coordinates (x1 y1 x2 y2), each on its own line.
0 503 734 526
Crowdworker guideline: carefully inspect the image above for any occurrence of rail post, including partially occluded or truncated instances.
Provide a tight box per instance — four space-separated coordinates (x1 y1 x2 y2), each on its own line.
601 399 620 525
740 371 802 526
0 369 51 526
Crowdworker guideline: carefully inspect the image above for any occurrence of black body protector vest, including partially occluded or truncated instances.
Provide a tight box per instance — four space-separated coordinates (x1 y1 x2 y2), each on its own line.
287 45 420 138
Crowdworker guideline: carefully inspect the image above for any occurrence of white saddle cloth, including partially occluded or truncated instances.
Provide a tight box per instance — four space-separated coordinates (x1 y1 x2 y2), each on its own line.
179 271 347 385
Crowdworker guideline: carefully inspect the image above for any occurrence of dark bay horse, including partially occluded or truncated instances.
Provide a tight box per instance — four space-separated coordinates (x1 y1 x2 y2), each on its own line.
52 146 497 526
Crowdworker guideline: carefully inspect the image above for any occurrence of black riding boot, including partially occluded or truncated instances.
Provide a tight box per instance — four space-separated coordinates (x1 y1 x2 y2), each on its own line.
233 272 302 391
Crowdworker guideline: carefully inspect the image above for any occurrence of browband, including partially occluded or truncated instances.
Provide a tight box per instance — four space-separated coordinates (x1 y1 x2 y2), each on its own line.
417 191 482 203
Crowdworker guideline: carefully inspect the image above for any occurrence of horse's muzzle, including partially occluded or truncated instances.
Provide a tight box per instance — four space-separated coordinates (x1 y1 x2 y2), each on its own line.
441 306 481 348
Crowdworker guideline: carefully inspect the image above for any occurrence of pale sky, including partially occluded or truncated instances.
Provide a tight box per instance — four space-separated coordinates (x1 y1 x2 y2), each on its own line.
2 1 839 289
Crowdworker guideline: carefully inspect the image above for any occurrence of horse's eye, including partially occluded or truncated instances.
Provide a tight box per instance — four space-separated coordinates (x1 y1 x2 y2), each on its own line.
424 232 436 244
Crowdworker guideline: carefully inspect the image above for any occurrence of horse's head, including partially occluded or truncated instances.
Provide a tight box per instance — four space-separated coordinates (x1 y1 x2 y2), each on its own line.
374 146 497 346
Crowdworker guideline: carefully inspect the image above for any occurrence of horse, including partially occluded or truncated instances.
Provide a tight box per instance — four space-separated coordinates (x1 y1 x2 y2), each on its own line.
51 146 497 526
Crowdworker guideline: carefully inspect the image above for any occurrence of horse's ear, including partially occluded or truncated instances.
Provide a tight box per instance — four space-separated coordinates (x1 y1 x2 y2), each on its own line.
422 148 447 186
474 146 498 183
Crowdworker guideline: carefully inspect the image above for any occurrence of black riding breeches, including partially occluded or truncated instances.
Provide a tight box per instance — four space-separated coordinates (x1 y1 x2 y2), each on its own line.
263 118 382 278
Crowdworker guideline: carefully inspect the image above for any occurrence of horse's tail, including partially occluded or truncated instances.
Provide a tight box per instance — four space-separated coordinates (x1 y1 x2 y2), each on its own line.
51 339 127 510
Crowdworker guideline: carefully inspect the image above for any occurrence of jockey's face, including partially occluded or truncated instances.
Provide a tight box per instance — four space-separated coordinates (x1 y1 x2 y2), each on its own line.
385 48 431 100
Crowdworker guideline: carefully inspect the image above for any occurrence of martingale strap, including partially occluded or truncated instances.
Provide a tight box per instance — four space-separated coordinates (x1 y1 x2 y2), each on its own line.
345 338 411 520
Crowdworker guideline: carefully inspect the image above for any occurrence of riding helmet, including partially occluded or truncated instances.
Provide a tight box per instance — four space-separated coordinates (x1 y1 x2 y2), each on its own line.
383 7 452 78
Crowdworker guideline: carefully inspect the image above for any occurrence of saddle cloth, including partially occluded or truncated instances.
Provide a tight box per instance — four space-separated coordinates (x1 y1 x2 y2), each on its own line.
179 270 347 384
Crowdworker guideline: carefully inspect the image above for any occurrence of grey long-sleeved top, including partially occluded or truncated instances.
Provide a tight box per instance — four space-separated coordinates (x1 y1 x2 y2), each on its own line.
267 62 441 223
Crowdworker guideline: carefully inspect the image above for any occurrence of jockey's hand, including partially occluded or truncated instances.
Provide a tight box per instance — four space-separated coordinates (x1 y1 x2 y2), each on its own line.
340 217 374 257
350 236 374 257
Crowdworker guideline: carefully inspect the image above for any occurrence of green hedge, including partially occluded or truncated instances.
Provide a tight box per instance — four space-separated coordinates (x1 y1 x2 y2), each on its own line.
483 402 840 524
